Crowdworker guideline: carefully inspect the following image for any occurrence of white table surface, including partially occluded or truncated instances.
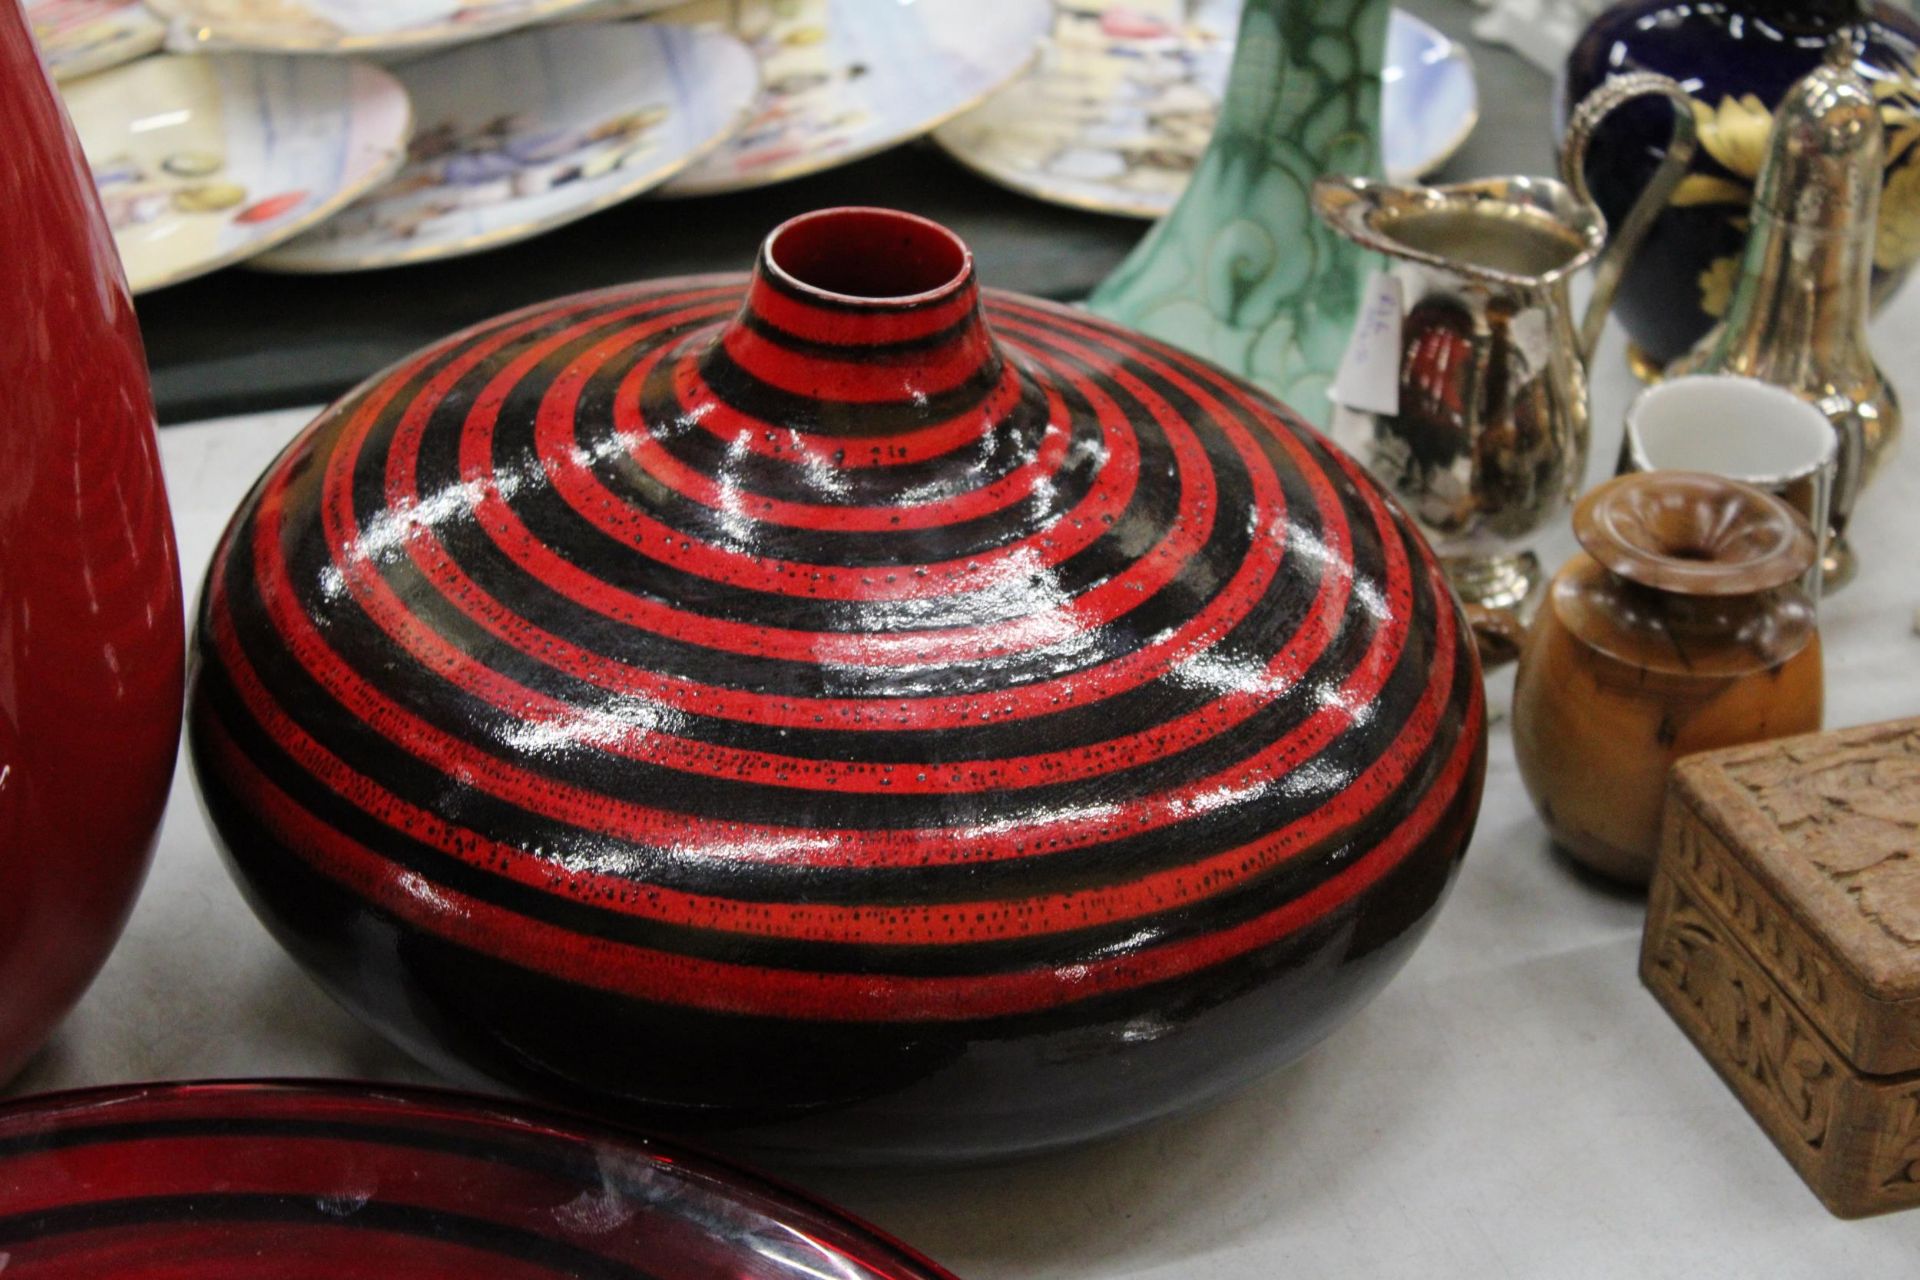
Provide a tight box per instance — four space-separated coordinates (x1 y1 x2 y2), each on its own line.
10 306 1920 1277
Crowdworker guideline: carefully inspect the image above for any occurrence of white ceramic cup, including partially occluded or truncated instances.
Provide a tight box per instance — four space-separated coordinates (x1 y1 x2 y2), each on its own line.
1622 374 1839 602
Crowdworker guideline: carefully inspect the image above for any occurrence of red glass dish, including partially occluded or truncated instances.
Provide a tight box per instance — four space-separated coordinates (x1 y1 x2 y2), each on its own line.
0 1080 958 1278
188 206 1487 1164
0 0 186 1082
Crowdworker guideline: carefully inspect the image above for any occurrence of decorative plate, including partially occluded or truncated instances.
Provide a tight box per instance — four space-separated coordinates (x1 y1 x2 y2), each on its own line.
145 0 607 56
257 21 755 273
0 1080 959 1278
660 0 1051 197
26 0 164 81
932 3 1480 218
564 0 681 18
63 53 410 293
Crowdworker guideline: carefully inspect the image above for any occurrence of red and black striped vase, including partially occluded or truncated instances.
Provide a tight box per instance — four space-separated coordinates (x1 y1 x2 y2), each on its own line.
188 207 1488 1164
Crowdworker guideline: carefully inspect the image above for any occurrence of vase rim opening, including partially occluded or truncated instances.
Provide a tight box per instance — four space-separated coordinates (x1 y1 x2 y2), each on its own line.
763 207 974 308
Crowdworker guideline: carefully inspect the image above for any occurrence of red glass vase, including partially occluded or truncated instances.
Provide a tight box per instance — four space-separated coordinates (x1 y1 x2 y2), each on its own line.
189 206 1486 1164
0 0 186 1082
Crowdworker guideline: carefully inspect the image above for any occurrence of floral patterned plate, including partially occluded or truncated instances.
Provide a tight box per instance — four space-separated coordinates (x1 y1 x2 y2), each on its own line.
932 2 1478 218
0 1080 959 1279
26 0 164 81
63 51 410 292
144 0 607 56
256 20 755 272
659 0 1052 197
565 0 680 17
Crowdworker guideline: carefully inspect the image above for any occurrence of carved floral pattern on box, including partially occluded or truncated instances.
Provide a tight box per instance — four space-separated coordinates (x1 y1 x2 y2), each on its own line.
1654 875 1840 1149
1729 728 1920 946
1885 1089 1920 1191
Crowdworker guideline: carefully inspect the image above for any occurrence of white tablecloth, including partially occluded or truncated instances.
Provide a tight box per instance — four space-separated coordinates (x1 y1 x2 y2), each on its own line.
11 305 1920 1277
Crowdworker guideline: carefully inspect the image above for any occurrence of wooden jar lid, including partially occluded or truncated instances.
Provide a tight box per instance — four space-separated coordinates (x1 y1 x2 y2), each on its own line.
1575 471 1817 596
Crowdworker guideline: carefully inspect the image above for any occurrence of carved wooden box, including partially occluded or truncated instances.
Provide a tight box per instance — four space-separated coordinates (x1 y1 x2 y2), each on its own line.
1642 717 1920 1218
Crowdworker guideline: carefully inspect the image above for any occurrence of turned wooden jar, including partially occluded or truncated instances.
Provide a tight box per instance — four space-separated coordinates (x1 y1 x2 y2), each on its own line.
1513 472 1822 885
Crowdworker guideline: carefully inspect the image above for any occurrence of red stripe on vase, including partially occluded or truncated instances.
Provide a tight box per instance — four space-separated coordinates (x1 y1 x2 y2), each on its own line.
221 434 1421 872
199 672 1477 1021
670 352 1030 467
201 539 1454 948
715 317 1001 405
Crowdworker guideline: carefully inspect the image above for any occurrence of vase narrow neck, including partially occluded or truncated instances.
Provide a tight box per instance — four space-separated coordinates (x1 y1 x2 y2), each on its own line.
700 208 1009 443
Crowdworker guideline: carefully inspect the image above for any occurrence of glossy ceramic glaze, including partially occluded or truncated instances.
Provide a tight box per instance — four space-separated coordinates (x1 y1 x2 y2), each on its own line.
1087 0 1388 423
934 4 1476 219
661 0 1050 198
25 0 163 80
1513 473 1823 886
1563 0 1920 371
0 0 185 1083
0 1080 959 1278
145 0 606 55
188 206 1487 1165
64 51 410 293
260 22 754 273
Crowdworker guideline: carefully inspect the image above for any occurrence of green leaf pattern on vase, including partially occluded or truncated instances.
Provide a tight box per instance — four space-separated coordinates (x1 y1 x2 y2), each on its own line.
1087 0 1387 425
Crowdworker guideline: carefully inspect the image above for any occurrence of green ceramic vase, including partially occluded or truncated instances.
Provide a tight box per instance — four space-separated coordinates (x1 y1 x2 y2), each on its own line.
1087 0 1388 425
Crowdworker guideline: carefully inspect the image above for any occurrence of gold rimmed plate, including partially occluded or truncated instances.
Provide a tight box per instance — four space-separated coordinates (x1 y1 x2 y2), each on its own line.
65 51 411 293
27 0 165 81
659 0 1052 198
933 2 1480 219
146 0 608 56
255 19 756 272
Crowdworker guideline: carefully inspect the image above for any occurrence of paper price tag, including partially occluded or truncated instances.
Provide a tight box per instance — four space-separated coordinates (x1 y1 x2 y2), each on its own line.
1331 272 1404 418
1507 307 1552 378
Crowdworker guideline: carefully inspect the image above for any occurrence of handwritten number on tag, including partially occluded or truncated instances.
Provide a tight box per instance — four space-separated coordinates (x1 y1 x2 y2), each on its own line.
1332 273 1404 418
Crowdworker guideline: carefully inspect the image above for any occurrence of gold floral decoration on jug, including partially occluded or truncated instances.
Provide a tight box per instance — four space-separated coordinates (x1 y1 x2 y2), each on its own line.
1698 253 1740 317
1875 72 1920 270
1670 77 1920 313
1674 93 1771 205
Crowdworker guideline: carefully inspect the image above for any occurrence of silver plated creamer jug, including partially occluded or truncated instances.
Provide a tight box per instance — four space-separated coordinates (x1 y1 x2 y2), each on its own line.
1312 74 1699 613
